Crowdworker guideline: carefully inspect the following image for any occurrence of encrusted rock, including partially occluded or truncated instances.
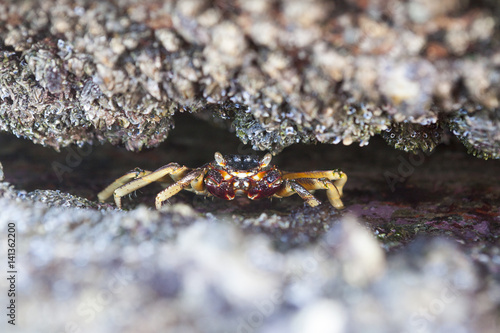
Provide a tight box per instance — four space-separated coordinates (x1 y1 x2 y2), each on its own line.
382 122 443 154
448 108 500 159
1 0 500 157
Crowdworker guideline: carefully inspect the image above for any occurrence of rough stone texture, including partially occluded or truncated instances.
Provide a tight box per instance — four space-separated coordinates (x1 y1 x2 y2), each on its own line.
0 0 500 157
1 1 500 332
448 108 500 160
0 114 499 332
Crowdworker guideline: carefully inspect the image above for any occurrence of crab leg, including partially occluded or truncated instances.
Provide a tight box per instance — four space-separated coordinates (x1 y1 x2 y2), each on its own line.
155 168 206 209
283 170 347 193
274 180 322 207
294 178 345 209
277 170 347 209
97 168 152 203
110 163 189 209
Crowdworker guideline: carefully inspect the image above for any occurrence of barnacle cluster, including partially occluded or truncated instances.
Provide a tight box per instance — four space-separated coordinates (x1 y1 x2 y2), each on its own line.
0 47 91 148
0 3 182 151
232 102 390 154
448 109 500 160
0 37 176 150
314 104 390 147
0 0 499 159
233 109 314 154
382 122 442 154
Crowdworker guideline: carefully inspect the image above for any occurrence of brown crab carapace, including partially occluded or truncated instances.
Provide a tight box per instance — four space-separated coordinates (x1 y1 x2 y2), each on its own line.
98 152 347 209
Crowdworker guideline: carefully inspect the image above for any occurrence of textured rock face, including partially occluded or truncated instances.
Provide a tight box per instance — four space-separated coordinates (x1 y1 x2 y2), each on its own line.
0 0 499 157
1 1 500 330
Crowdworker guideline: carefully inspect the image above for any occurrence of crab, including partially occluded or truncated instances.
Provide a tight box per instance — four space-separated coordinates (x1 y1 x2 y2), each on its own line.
97 152 347 209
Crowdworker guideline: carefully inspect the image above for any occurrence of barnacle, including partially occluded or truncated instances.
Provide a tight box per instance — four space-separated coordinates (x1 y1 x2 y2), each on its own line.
382 122 442 154
314 104 390 147
1 0 500 160
447 108 500 160
0 38 176 152
232 109 314 154
232 102 390 154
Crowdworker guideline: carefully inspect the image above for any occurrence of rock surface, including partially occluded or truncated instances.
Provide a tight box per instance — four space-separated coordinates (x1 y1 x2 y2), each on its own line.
1 1 500 332
1 0 500 157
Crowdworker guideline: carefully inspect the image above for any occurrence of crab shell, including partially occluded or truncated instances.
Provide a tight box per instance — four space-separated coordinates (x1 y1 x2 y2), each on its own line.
204 153 283 200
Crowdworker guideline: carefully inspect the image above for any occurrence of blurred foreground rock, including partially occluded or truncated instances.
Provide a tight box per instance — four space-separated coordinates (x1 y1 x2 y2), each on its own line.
0 181 497 332
1 0 500 157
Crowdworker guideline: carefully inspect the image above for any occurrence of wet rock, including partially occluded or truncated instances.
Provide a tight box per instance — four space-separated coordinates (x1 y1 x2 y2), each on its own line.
0 0 499 157
382 122 443 154
448 108 500 159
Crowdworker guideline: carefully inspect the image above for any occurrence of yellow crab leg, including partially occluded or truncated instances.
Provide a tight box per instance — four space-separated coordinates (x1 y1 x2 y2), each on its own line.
98 168 152 203
293 178 344 209
274 179 322 207
112 163 189 209
282 170 347 197
155 168 205 209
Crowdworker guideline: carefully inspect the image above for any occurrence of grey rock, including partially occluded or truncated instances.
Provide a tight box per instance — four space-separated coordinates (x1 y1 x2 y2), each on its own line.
1 0 500 157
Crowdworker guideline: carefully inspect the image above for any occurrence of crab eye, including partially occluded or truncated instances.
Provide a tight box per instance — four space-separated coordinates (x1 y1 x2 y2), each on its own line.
214 152 226 166
260 153 272 168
